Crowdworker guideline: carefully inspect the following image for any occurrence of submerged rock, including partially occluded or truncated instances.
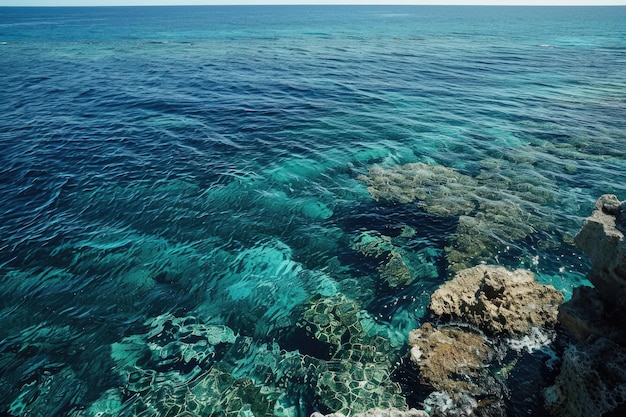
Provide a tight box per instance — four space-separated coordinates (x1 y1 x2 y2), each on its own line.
378 251 413 288
429 265 563 336
298 294 409 415
358 162 559 272
350 230 438 288
406 323 506 417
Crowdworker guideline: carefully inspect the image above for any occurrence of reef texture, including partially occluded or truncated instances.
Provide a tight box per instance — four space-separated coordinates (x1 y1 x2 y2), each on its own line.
299 294 409 415
545 195 626 417
350 229 439 288
358 162 561 271
429 265 563 336
544 338 626 417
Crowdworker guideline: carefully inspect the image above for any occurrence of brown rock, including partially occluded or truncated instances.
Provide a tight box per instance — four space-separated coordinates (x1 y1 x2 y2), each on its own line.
408 323 495 394
429 265 563 336
573 194 626 316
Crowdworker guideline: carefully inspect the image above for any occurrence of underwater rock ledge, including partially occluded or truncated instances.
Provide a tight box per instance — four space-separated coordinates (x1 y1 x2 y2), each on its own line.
544 194 626 417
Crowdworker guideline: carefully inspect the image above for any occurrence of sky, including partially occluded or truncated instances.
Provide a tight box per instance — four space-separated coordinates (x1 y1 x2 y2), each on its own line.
2 0 625 6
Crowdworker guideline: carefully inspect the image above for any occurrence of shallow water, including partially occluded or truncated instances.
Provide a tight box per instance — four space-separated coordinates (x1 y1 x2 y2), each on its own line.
1 5 625 416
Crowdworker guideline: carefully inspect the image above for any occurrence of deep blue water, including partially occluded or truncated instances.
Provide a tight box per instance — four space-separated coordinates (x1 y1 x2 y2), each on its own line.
1 5 626 417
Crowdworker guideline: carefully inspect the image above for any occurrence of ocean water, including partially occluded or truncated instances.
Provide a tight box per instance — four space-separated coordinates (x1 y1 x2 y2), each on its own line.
1 5 625 416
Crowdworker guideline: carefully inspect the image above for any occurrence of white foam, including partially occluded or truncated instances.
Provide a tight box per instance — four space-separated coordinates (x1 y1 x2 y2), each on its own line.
507 327 555 353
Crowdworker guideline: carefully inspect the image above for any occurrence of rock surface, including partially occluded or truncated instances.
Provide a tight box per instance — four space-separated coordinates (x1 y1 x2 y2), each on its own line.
408 323 495 394
572 194 626 316
544 338 626 417
399 264 564 417
429 265 563 336
545 195 626 417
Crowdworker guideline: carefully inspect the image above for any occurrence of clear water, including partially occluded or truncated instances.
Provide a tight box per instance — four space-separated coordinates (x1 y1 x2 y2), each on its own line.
1 5 625 416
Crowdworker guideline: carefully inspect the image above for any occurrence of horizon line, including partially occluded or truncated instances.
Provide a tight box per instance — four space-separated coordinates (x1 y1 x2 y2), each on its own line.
3 1 626 7
2 3 625 6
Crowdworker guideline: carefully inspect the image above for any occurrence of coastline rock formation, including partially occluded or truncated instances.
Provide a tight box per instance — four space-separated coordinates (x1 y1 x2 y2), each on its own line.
407 322 505 417
544 195 626 417
429 265 563 336
571 194 626 318
402 265 563 417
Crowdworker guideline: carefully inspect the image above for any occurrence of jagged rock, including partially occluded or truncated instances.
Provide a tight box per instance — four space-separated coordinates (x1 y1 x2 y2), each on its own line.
556 285 625 343
311 407 429 417
408 323 495 394
573 194 626 316
544 338 626 417
429 265 563 336
407 323 505 417
545 195 626 417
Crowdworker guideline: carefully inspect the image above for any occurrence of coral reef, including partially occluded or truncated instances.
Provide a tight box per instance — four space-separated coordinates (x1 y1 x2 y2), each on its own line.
358 162 560 271
429 265 563 336
350 230 439 288
544 195 626 417
298 294 409 415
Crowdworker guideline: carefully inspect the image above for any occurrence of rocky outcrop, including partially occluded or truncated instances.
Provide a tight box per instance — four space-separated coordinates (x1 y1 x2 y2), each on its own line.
407 323 506 417
429 265 563 336
544 338 626 417
408 323 495 394
571 194 626 318
544 195 626 417
401 265 563 417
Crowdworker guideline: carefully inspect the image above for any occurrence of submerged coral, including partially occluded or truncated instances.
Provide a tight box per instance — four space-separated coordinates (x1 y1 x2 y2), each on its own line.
350 230 439 288
358 162 560 271
298 294 409 415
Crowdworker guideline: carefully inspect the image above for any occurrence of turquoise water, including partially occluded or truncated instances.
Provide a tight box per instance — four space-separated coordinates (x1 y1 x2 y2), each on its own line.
1 5 625 416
